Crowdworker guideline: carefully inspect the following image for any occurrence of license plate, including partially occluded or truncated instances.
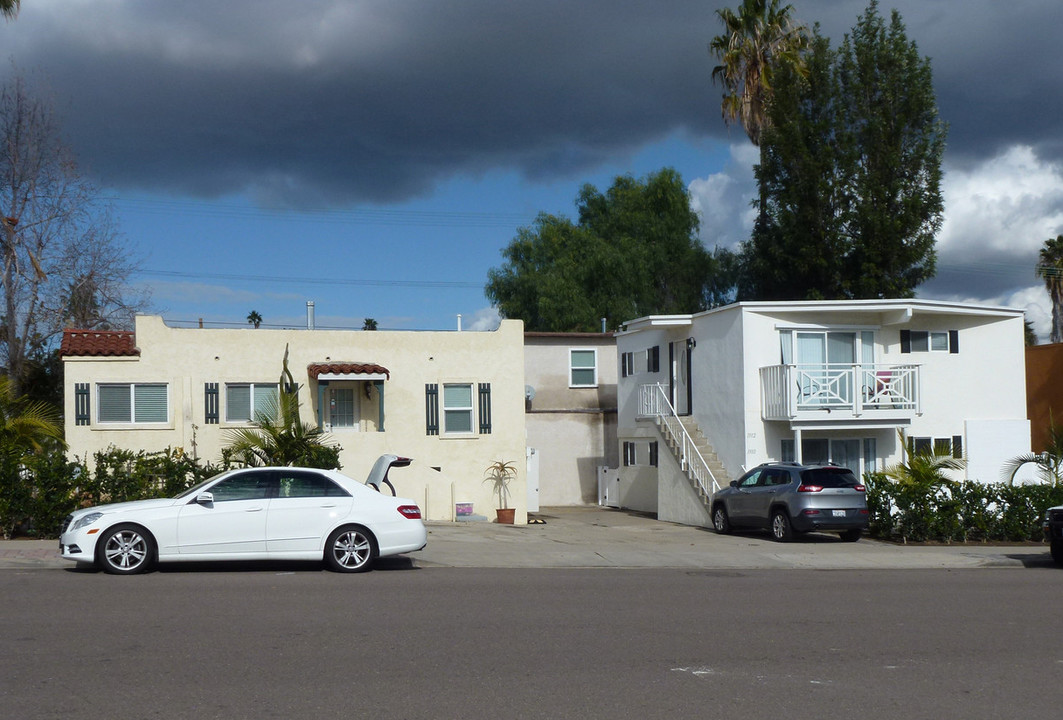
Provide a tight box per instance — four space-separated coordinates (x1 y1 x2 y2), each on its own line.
832 510 847 518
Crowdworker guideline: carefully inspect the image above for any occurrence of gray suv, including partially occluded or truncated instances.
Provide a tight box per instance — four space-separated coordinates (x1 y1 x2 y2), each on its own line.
711 462 869 542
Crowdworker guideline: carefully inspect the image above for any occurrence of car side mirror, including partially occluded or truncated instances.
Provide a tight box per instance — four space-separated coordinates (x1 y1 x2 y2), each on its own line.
729 481 738 489
196 492 214 506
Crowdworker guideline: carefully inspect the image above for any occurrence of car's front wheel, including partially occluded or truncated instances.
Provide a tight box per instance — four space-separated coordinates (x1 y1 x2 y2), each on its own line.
1051 539 1063 566
97 524 155 575
325 526 377 573
712 505 731 534
770 510 793 542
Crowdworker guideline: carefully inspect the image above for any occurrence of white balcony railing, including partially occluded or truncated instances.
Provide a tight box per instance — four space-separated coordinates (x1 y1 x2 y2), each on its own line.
760 363 920 421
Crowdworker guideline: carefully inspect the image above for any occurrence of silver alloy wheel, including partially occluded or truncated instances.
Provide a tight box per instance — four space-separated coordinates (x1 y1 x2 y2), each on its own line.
713 506 729 533
330 528 372 571
771 511 792 542
102 528 150 572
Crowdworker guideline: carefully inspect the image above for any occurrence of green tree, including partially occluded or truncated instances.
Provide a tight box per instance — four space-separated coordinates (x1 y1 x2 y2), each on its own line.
1036 235 1063 343
247 310 262 329
1003 419 1063 485
223 389 340 469
740 1 946 301
486 169 724 331
0 375 64 457
0 1 19 20
710 0 810 147
362 317 378 331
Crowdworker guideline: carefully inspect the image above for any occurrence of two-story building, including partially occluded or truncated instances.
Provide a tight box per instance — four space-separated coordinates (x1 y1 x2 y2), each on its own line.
61 315 528 523
615 300 1032 527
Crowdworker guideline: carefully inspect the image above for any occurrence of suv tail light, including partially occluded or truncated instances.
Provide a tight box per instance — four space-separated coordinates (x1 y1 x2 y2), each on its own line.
797 484 823 493
397 505 422 519
854 484 866 492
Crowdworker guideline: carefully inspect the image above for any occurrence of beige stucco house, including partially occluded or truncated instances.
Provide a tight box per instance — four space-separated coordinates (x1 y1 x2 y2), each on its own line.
523 332 617 507
60 315 528 523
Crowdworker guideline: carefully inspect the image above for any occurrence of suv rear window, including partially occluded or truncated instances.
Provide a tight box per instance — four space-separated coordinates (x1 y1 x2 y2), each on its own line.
799 467 859 488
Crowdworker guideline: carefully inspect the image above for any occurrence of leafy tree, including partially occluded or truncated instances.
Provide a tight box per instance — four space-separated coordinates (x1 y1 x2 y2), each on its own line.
739 1 946 301
710 0 810 147
0 375 64 456
486 169 725 331
247 310 262 329
0 74 149 396
1036 235 1063 343
0 1 18 20
362 317 378 331
1003 418 1063 485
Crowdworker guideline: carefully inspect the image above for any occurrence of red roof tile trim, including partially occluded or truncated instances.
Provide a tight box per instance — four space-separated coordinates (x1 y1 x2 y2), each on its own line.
307 362 390 380
60 329 139 358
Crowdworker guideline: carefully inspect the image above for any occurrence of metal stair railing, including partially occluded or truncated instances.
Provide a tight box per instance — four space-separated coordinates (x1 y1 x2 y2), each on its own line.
638 384 720 498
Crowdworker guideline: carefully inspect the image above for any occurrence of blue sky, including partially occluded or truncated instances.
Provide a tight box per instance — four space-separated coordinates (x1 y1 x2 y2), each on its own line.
3 1 1063 336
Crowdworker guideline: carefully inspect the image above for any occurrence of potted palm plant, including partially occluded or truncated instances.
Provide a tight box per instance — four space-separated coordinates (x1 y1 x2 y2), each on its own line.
484 460 517 524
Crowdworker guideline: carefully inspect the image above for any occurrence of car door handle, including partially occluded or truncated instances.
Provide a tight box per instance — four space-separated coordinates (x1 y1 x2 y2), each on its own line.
246 507 264 512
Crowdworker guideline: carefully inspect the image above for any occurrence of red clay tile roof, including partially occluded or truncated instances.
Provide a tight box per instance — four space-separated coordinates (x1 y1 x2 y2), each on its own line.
60 329 140 358
307 362 390 380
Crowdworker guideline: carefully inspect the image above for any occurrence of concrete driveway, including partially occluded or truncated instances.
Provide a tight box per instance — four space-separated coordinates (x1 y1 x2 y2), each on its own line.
1 505 1052 570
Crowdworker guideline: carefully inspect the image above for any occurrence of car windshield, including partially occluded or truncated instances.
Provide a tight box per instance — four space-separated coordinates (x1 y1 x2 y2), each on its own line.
172 470 232 499
800 467 860 487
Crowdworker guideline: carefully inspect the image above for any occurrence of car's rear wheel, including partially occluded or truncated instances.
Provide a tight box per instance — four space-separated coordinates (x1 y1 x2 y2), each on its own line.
712 505 731 534
770 510 793 542
1051 539 1063 566
325 525 377 573
840 528 862 542
97 524 155 575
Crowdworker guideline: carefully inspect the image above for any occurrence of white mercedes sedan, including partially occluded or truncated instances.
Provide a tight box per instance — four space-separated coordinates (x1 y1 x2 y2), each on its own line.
59 456 427 574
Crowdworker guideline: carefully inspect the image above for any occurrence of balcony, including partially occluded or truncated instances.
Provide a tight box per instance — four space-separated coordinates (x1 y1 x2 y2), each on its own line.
760 363 920 422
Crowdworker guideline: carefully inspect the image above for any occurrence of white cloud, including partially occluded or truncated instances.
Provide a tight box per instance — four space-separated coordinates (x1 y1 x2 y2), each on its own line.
688 143 758 251
464 306 502 332
938 145 1063 257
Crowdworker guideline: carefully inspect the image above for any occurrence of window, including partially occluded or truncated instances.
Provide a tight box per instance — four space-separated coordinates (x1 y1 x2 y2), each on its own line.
210 473 272 502
276 470 349 498
443 383 474 433
647 346 660 373
907 435 963 458
649 441 659 467
329 387 357 428
570 349 598 387
97 383 168 423
901 330 959 354
623 441 636 467
226 383 278 422
621 352 634 378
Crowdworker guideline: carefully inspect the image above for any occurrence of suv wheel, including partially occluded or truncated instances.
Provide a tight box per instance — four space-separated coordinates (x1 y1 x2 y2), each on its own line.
771 510 793 542
1052 539 1063 566
712 505 731 534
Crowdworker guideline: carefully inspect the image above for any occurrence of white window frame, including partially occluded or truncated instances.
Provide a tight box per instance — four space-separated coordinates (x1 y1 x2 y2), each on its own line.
569 348 598 388
97 383 169 424
225 382 279 423
442 382 475 435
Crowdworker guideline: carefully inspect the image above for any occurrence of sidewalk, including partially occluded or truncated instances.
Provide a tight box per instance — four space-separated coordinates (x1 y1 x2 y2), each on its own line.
0 506 1051 570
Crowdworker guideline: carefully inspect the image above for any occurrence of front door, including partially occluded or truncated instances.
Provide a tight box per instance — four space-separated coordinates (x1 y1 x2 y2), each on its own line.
670 340 692 416
176 471 272 554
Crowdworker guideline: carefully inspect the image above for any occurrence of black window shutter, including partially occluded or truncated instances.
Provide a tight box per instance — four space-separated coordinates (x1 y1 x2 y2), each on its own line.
900 330 912 354
75 383 90 426
425 384 439 436
952 434 963 459
478 383 492 434
650 346 660 373
949 330 959 354
649 441 659 467
204 383 219 424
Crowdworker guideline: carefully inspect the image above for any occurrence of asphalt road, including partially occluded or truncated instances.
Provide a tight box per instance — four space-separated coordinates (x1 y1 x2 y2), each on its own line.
2 565 1060 719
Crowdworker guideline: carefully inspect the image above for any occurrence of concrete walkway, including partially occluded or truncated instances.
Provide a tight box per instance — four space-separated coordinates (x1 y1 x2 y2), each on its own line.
0 506 1052 570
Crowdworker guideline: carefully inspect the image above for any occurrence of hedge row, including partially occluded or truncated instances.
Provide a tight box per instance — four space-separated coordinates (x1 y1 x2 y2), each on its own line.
864 472 1063 543
0 447 224 539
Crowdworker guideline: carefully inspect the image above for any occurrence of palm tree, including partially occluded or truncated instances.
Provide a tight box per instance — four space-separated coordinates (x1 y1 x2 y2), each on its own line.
223 388 339 468
0 1 20 20
1002 419 1063 485
709 0 809 146
1036 235 1063 343
246 310 262 329
0 375 65 456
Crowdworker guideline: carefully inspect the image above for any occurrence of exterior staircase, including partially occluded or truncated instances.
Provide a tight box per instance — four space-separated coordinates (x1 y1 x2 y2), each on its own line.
638 384 732 511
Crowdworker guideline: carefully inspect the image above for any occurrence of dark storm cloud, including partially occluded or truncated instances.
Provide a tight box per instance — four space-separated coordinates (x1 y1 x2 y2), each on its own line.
3 0 1063 207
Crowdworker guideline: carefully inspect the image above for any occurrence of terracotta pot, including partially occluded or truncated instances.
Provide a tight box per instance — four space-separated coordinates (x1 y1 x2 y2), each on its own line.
495 508 516 524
